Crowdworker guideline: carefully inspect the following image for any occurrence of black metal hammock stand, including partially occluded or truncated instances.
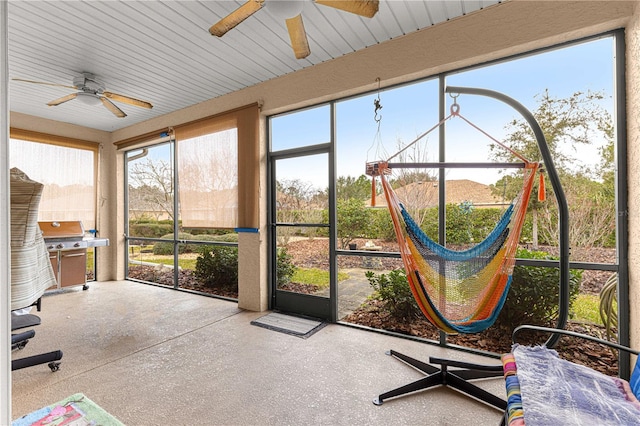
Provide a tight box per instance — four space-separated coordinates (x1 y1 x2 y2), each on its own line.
369 86 570 409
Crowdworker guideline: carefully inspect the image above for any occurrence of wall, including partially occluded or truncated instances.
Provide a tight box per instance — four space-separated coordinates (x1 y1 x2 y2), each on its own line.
627 2 640 351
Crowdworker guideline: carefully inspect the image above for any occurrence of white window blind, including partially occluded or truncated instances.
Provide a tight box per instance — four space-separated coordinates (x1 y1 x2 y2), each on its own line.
9 137 96 230
177 129 238 228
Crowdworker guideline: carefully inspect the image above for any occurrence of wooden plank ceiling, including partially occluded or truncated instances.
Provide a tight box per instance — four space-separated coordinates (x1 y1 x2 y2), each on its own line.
7 1 499 132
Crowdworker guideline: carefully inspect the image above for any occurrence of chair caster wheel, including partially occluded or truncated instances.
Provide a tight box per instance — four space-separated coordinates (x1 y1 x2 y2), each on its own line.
48 362 61 372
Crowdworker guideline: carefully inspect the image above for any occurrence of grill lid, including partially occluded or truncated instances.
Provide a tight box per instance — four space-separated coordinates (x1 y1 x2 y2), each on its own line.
39 221 85 240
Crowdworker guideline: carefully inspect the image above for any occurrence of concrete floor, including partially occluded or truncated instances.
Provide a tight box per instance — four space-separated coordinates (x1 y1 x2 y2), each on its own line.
11 281 505 425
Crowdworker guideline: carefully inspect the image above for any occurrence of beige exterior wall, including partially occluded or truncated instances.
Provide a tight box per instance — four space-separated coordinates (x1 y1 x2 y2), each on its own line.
9 2 640 319
627 2 640 351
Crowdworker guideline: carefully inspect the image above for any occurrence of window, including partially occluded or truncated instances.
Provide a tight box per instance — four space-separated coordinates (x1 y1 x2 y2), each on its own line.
123 104 259 300
268 33 625 372
9 133 97 229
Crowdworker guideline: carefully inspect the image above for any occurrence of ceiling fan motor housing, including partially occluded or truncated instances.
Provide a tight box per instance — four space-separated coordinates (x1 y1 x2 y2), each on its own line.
73 73 104 94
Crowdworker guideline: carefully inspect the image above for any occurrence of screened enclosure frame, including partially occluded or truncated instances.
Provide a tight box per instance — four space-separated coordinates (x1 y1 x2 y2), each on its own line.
266 29 629 374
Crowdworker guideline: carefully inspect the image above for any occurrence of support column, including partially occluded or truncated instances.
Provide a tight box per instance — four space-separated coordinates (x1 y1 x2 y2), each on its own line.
627 3 640 351
237 230 268 311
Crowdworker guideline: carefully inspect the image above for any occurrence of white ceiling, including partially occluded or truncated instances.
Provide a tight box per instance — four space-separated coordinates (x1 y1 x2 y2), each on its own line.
7 0 500 132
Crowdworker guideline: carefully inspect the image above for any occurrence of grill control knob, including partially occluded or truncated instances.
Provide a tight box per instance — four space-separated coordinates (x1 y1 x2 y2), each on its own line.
47 245 55 250
56 243 64 250
74 242 81 248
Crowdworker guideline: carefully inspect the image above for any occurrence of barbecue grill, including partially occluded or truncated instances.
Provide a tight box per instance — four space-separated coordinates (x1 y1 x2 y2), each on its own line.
39 221 109 290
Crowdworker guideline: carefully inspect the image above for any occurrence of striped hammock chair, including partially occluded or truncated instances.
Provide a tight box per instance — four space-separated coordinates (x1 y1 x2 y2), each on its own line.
370 159 540 335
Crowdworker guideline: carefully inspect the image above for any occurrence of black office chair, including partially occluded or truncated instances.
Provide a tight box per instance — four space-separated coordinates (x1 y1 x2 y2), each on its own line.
12 298 63 371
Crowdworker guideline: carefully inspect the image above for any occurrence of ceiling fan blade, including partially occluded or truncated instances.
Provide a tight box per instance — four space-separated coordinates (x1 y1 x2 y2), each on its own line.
100 97 127 118
13 78 77 90
286 14 310 60
209 0 264 37
47 93 77 106
103 91 153 109
314 0 379 18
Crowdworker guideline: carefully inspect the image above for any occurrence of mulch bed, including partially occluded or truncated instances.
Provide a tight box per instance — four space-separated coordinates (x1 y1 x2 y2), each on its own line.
128 265 238 299
343 299 619 376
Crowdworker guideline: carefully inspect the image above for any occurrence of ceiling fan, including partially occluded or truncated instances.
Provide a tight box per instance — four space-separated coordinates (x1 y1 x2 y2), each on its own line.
12 72 153 118
209 0 379 59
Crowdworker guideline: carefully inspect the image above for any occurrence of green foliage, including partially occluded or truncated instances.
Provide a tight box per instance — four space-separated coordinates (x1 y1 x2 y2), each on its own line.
337 197 372 249
276 247 296 287
366 269 420 320
413 204 514 246
153 232 196 255
194 245 238 290
489 90 615 249
193 233 238 243
495 248 583 328
369 209 395 241
572 294 602 325
289 268 350 287
336 175 373 201
129 222 174 238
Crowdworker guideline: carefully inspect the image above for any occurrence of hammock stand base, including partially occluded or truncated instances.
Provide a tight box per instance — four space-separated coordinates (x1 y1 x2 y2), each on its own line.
373 350 506 410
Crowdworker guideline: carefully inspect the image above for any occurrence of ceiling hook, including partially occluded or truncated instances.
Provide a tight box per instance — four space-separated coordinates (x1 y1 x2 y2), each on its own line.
374 77 383 123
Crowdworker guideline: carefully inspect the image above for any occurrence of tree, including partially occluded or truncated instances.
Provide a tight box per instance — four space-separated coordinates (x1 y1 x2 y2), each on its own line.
128 158 174 221
490 89 614 249
337 197 372 249
336 175 372 202
275 178 326 245
538 173 615 248
386 140 437 228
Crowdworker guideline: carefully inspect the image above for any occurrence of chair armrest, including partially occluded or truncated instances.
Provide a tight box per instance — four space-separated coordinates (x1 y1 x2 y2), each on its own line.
512 324 639 356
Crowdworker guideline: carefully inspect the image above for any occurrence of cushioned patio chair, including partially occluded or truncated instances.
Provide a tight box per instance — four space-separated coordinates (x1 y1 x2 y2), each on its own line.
502 325 640 425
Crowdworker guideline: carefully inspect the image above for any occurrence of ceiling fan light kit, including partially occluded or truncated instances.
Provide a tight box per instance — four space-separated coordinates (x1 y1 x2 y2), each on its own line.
75 92 102 106
209 0 379 59
265 0 304 19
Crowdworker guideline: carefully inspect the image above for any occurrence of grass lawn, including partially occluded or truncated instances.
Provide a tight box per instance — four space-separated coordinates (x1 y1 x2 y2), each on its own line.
572 293 604 325
292 268 349 289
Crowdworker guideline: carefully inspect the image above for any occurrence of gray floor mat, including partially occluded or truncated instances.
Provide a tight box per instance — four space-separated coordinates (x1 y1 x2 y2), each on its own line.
250 312 326 338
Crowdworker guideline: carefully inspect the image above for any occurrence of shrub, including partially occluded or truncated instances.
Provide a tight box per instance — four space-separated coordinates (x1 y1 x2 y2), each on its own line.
337 198 372 249
369 209 395 241
129 222 174 239
276 247 296 287
495 248 583 329
152 232 196 255
366 269 420 320
192 233 238 244
194 245 238 290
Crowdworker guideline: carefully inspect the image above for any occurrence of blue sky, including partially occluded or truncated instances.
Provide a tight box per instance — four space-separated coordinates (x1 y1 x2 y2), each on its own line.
272 35 615 188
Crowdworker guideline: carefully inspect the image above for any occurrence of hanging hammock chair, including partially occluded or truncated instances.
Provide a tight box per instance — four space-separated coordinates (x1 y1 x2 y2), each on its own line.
366 95 543 335
372 159 539 335
370 86 569 409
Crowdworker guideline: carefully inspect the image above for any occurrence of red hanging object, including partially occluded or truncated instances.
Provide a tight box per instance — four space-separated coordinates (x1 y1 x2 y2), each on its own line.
538 172 546 202
371 177 377 207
